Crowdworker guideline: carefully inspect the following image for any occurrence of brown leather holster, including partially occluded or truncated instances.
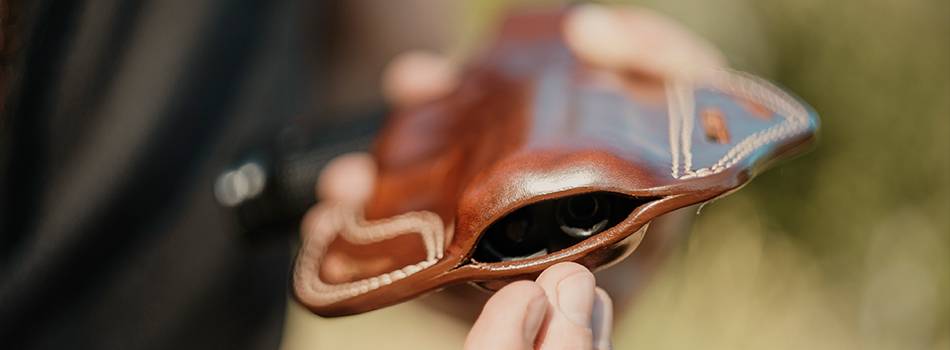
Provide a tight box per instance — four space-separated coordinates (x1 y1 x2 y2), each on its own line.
292 10 818 317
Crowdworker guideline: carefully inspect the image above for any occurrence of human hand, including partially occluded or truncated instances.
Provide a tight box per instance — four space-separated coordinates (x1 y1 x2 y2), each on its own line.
307 3 725 347
464 262 613 350
376 4 725 111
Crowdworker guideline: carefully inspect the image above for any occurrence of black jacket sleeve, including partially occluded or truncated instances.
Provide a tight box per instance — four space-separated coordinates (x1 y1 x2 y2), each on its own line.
0 1 315 348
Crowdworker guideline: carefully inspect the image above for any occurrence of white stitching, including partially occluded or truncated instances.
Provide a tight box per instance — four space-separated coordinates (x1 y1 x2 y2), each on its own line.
666 82 682 178
668 69 811 179
294 202 446 307
665 77 697 177
679 81 696 175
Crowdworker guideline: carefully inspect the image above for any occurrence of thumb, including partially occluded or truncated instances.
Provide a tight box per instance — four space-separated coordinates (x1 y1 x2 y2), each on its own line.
465 281 549 350
564 4 726 79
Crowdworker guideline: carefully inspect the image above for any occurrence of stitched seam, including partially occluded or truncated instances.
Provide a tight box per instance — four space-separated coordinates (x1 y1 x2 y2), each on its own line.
295 203 445 306
670 69 810 179
679 81 696 175
666 82 682 178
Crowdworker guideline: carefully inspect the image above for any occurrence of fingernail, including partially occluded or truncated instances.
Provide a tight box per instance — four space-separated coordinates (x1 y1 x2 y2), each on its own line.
523 296 548 342
556 272 596 327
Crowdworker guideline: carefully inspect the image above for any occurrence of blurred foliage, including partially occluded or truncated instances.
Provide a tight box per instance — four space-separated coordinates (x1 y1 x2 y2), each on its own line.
617 0 948 348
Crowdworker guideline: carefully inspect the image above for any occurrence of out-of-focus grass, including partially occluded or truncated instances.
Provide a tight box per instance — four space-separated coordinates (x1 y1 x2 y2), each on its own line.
617 197 948 349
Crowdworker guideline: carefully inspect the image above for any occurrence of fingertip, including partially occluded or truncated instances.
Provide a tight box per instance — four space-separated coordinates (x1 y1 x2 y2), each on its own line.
496 281 549 343
466 281 547 350
382 50 459 108
480 281 547 324
482 280 546 313
536 262 593 287
316 152 377 204
565 3 727 79
592 287 614 350
533 262 597 348
564 3 630 69
554 269 596 327
594 287 613 314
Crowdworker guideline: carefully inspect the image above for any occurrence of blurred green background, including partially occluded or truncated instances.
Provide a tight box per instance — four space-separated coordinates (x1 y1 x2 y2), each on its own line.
467 0 949 348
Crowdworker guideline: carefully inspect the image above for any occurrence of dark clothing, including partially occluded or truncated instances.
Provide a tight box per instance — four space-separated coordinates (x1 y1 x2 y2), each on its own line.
0 0 314 348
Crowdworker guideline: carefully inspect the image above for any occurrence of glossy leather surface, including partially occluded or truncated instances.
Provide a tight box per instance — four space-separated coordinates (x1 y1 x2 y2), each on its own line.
293 10 818 317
